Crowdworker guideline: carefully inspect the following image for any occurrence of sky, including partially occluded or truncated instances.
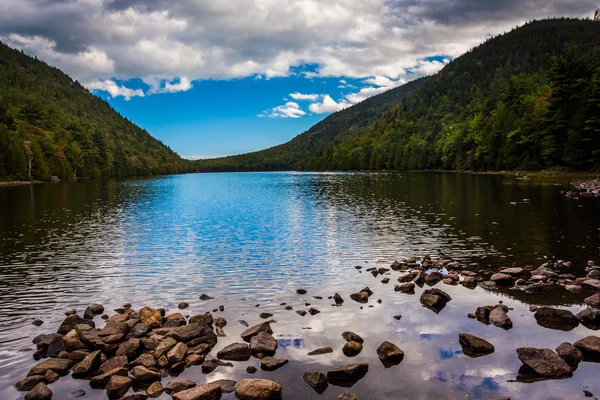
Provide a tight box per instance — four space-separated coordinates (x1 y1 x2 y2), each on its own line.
0 1 597 159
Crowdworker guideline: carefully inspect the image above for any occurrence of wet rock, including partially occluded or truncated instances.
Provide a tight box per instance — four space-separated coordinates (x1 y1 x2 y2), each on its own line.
131 366 161 382
260 356 289 371
327 363 369 387
167 342 188 364
190 313 214 327
420 288 451 313
146 382 163 398
333 293 344 306
458 334 494 358
581 279 600 291
516 348 572 378
58 315 94 335
342 331 363 344
308 347 333 356
202 358 233 374
376 341 404 365
116 338 141 360
573 336 600 361
585 293 600 308
555 342 583 369
99 356 129 374
99 320 131 337
84 303 104 319
577 308 600 330
246 366 257 374
490 273 513 283
106 375 132 400
217 343 251 361
480 281 497 290
24 382 52 400
89 367 129 389
241 322 273 342
235 378 282 400
499 267 524 276
165 380 196 394
139 307 162 328
28 358 73 376
394 282 415 294
342 341 362 357
71 350 102 378
534 307 579 331
199 294 214 300
15 375 48 391
531 266 558 278
303 372 328 394
250 332 278 357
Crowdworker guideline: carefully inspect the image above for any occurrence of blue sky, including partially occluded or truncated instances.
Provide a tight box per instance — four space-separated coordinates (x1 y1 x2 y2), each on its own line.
1 0 596 159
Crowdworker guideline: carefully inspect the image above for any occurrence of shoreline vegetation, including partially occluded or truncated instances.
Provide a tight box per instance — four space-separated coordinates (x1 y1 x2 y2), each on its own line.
15 255 600 399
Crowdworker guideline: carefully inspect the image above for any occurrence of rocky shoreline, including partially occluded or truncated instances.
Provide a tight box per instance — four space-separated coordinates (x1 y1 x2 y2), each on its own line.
15 256 600 400
565 178 600 199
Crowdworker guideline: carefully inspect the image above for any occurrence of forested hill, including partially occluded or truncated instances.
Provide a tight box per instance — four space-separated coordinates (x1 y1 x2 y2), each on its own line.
0 43 190 182
198 17 600 172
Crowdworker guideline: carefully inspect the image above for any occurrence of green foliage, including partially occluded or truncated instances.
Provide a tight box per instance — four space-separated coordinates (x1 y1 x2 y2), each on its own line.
197 18 600 172
0 43 190 181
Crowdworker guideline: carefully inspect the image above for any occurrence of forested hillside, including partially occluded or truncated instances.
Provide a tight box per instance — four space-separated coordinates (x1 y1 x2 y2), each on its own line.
0 43 190 182
199 18 600 172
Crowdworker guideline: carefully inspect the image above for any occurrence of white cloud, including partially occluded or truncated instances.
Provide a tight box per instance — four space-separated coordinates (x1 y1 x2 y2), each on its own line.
260 101 306 118
146 77 194 94
85 79 144 100
308 95 352 114
289 92 320 101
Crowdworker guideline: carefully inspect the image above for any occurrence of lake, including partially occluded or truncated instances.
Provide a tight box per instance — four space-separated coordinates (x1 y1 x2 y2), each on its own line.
1 172 599 399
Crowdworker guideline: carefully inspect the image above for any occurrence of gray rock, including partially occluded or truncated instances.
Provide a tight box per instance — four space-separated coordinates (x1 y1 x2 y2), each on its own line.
489 307 513 329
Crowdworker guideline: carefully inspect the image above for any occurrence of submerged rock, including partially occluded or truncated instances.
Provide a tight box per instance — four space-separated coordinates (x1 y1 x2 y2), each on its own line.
458 334 494 358
534 307 579 331
202 359 233 374
303 372 328 394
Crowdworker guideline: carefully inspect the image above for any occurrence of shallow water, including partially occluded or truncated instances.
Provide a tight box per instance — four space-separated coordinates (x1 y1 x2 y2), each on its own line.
0 172 599 399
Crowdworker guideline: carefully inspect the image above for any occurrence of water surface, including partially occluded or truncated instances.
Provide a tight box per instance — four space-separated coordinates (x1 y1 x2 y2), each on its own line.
1 172 599 399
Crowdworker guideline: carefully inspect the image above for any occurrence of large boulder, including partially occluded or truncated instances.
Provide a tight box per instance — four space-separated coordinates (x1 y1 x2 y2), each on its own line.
235 379 282 400
217 343 251 361
534 307 579 331
458 334 494 358
516 348 572 378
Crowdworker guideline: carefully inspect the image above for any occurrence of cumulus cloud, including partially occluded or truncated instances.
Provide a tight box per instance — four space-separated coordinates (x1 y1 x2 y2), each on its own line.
85 79 144 100
0 0 595 97
289 92 320 101
308 95 352 114
260 102 306 118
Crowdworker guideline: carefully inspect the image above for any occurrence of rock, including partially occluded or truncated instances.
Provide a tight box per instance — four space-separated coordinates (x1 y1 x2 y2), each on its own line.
139 307 162 328
89 367 129 389
531 266 558 278
99 356 129 374
499 267 524 276
106 375 132 400
381 277 390 284
333 293 344 306
534 307 579 331
210 379 236 393
241 322 273 342
235 378 282 400
168 323 217 346
341 331 363 344
395 282 415 293
167 342 188 364
130 353 157 369
217 343 251 361
15 376 48 391
458 334 494 358
338 394 358 400
84 303 104 319
28 358 73 376
490 273 513 283
349 291 369 303
178 302 189 310
259 313 273 319
190 313 214 327
116 338 141 360
260 356 288 371
480 280 497 290
250 332 278 357
308 347 333 355
303 372 328 394
296 310 306 316
32 319 44 326
246 366 257 374
420 288 451 313
342 341 362 357
327 363 369 387
573 336 600 361
308 308 320 316
489 307 513 329
589 270 600 280
199 294 214 301
376 340 404 361
577 308 600 330
424 271 443 286
565 284 582 293
164 380 196 394
202 358 233 374
33 333 61 349
461 276 478 288
146 382 163 398
582 279 600 291
127 323 150 339
24 383 52 400
556 342 583 369
58 315 94 334
71 389 86 398
46 335 66 357
154 337 177 358
585 293 600 308
71 350 102 378
516 348 572 378
172 383 221 400
131 366 161 382
215 317 227 328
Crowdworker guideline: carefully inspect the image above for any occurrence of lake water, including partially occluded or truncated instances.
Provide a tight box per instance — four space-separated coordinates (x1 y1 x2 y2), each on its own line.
1 172 599 399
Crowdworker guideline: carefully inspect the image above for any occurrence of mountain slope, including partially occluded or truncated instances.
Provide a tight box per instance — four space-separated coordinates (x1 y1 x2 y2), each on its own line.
194 77 427 171
198 17 600 172
0 43 190 181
